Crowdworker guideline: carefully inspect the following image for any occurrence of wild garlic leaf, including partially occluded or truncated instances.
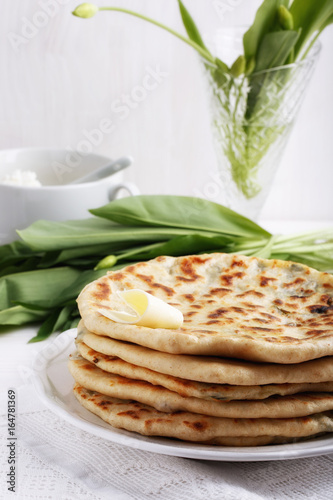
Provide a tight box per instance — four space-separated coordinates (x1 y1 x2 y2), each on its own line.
18 218 190 252
0 305 48 326
116 234 235 262
90 195 271 239
177 0 210 54
0 267 81 312
28 309 62 343
290 0 333 57
255 30 299 71
243 0 281 59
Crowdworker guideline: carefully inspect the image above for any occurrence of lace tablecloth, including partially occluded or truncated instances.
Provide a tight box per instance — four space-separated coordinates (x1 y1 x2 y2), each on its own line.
1 325 333 500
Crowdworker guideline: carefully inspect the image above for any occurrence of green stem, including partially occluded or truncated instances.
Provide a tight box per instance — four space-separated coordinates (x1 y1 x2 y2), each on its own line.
298 31 321 61
233 238 269 250
273 242 333 254
232 76 246 122
270 229 333 245
115 242 164 260
99 7 216 65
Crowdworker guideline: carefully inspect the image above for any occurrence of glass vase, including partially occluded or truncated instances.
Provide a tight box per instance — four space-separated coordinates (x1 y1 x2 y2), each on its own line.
203 29 321 220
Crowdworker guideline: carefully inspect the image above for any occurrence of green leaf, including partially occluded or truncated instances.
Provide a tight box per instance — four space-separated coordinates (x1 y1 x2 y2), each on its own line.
290 0 333 57
90 195 271 239
117 234 234 262
0 257 41 279
52 304 76 333
28 309 61 343
37 243 119 268
0 240 40 268
255 30 299 71
0 267 81 311
215 58 229 73
177 0 210 54
12 301 51 311
0 305 48 326
8 268 108 311
243 0 280 59
18 217 189 252
56 269 108 307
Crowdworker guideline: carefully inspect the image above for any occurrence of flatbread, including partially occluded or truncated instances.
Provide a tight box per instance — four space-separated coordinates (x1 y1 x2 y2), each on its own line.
79 324 333 386
68 356 333 419
73 384 333 445
77 254 333 363
77 337 333 401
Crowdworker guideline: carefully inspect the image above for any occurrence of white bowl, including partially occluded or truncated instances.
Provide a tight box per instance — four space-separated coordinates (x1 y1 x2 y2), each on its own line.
0 148 139 244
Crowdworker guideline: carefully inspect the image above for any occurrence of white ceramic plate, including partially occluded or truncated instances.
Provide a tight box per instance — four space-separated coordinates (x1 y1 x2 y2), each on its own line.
32 329 333 462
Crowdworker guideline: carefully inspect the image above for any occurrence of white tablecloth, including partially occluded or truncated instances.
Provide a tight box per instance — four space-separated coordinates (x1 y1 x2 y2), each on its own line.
1 220 333 499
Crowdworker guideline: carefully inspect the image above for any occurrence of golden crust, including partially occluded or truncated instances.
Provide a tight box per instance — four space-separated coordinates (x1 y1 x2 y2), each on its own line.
76 336 333 400
77 253 333 363
73 384 333 445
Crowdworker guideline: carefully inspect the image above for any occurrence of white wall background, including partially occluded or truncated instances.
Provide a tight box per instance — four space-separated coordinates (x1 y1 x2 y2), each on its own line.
1 0 333 221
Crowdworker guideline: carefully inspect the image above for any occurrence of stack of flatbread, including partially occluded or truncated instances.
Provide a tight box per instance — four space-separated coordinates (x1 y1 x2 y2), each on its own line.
69 253 333 446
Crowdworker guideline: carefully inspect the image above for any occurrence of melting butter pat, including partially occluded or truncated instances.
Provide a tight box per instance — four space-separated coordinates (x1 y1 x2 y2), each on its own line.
97 289 183 329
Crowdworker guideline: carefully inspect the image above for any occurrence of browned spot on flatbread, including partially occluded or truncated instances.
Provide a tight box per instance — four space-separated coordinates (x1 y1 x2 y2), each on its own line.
308 304 333 314
97 400 113 408
183 420 208 431
178 256 206 281
230 307 247 315
151 283 174 296
241 302 262 310
320 295 333 305
220 272 244 286
247 327 282 333
136 273 153 284
231 257 247 268
81 363 96 371
185 311 198 317
135 274 174 296
260 276 277 287
285 303 299 309
156 256 167 262
210 287 232 296
183 293 195 302
92 280 111 300
306 329 329 337
110 273 125 281
260 312 280 321
176 276 198 283
255 318 270 324
283 278 306 288
208 308 229 318
237 290 264 298
117 410 140 419
144 417 173 427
